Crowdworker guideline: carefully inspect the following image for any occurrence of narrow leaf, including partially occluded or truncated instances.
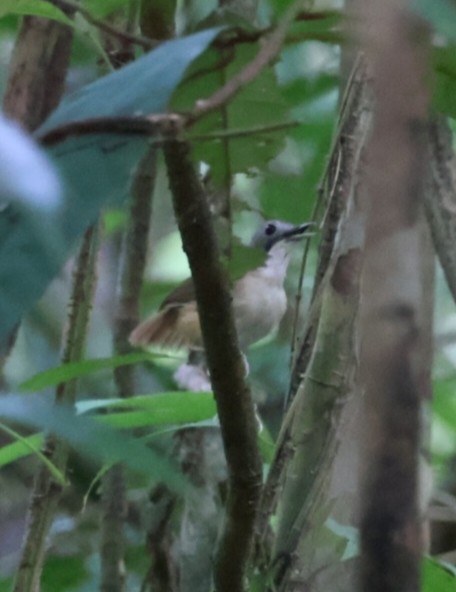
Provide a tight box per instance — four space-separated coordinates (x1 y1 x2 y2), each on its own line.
0 432 43 467
0 395 187 490
20 352 177 392
0 422 65 484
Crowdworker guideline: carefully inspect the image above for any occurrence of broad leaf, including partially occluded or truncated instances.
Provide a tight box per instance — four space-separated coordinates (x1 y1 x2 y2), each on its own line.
0 28 224 343
0 0 72 24
0 395 187 489
423 557 456 592
173 42 289 185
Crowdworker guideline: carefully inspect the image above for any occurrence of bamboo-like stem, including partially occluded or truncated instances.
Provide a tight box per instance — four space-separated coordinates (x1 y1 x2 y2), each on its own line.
357 2 431 590
3 7 75 131
163 139 262 592
254 61 371 572
100 149 156 592
426 117 456 304
13 224 99 592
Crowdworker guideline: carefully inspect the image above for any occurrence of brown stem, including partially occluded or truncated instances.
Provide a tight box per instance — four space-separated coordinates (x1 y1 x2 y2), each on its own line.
188 0 308 125
100 149 156 592
3 11 75 131
163 139 262 592
1 6 76 378
357 2 431 590
13 225 98 592
426 117 456 304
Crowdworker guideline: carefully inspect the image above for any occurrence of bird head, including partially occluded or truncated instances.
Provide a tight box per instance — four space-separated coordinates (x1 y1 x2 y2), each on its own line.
251 220 314 252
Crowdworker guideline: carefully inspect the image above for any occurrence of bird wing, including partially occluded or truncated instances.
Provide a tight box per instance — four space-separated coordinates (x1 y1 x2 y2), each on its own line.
130 277 203 350
159 277 195 309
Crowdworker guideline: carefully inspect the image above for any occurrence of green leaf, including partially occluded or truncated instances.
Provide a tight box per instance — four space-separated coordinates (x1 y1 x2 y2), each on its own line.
413 0 456 41
433 45 456 118
0 0 73 24
423 556 456 592
286 10 344 45
0 395 187 490
258 426 275 464
433 377 456 428
173 42 289 185
85 0 130 18
0 392 216 469
223 241 266 282
0 28 224 343
140 0 177 40
0 422 65 483
41 555 89 592
85 392 217 428
38 28 224 132
20 352 175 392
0 432 43 467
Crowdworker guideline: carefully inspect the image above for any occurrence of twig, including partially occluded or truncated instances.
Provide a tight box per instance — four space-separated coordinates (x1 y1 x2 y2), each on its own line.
37 0 313 148
426 117 456 304
47 0 156 50
38 116 299 147
13 225 99 592
254 57 371 581
187 0 309 125
99 148 156 592
163 139 262 592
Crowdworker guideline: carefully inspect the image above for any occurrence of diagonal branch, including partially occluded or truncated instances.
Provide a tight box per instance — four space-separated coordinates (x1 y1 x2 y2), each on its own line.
47 0 156 49
37 0 311 148
187 0 309 124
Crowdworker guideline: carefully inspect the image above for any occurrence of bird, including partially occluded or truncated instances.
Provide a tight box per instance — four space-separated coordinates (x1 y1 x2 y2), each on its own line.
129 220 313 360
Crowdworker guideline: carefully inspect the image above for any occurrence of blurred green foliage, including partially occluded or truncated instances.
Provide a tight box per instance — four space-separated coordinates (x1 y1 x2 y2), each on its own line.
1 0 456 589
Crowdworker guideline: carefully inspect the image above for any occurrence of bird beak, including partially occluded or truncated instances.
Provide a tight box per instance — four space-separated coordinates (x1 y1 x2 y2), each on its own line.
283 222 315 242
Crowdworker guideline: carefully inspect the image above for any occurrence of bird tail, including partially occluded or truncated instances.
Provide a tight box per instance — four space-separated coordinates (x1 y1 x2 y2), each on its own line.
129 308 181 348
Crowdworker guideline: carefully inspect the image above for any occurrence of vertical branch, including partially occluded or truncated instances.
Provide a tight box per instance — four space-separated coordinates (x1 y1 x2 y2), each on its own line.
426 117 456 303
3 11 75 131
289 57 369 395
357 2 431 591
13 225 98 592
1 7 76 374
255 61 372 578
163 139 262 592
100 149 156 592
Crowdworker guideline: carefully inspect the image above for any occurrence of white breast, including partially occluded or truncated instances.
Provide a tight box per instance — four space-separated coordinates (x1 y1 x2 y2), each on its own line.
232 243 290 348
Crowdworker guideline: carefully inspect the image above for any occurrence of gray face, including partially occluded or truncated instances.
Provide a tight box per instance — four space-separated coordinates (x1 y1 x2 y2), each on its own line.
251 220 314 252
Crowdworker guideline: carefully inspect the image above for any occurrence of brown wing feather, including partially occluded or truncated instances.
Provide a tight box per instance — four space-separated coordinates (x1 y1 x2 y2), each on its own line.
159 277 195 309
129 301 203 350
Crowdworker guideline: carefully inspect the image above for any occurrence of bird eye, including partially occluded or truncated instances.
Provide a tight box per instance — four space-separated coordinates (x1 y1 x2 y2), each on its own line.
265 223 276 236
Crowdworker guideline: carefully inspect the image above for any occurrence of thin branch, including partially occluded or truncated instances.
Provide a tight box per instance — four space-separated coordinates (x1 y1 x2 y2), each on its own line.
13 225 99 592
37 0 313 147
426 117 456 304
37 116 299 147
187 0 309 125
253 57 371 579
99 149 156 592
47 0 156 50
163 139 262 592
